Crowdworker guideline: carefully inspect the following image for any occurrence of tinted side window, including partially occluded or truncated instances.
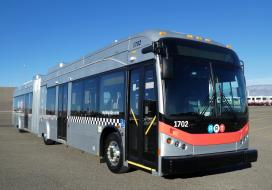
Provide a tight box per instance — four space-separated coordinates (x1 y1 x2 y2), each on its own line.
71 80 84 116
18 95 25 112
83 77 98 116
143 67 158 158
13 96 19 112
29 93 33 114
99 72 125 117
13 97 17 112
24 93 30 114
46 87 56 115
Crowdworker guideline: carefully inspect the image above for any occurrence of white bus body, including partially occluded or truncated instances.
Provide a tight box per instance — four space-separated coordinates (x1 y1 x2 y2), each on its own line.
13 30 257 176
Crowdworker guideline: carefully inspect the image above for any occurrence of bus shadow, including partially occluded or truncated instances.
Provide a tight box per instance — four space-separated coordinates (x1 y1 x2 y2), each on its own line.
164 163 252 179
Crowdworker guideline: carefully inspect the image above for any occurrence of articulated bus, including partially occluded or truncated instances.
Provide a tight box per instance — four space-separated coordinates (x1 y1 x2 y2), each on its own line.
12 30 257 176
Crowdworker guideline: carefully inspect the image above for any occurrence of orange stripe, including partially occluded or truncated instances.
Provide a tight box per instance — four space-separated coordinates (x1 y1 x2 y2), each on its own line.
159 121 249 146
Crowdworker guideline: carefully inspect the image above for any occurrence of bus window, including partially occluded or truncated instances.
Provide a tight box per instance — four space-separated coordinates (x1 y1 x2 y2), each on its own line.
128 69 141 154
13 96 19 112
24 93 30 114
99 71 125 116
29 93 33 114
83 77 98 116
143 67 157 161
46 87 56 115
71 80 84 116
14 95 25 113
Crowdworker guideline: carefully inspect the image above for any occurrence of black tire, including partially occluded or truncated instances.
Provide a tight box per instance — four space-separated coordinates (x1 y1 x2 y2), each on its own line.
19 129 25 133
104 132 129 173
42 133 55 145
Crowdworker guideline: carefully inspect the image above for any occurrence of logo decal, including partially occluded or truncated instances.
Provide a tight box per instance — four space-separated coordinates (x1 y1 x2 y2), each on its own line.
207 123 225 133
120 119 125 128
213 124 220 133
219 124 225 133
208 124 214 133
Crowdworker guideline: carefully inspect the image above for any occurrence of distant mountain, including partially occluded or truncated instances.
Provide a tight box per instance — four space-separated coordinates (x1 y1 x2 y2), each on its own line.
247 85 272 96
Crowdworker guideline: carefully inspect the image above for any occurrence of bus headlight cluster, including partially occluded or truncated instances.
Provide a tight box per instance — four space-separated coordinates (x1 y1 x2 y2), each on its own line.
166 138 187 150
240 134 249 145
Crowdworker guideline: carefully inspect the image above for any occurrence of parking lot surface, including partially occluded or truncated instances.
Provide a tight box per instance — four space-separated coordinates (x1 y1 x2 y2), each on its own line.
0 107 271 190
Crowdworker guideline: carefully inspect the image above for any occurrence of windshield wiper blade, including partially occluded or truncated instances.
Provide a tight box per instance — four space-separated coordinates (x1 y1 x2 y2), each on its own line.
200 92 216 116
219 92 238 120
170 112 204 118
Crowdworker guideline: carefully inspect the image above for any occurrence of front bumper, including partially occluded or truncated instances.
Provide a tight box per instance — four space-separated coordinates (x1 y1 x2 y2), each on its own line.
162 149 257 175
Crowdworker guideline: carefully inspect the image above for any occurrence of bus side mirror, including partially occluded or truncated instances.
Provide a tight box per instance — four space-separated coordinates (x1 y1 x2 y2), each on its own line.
141 45 154 54
162 57 174 79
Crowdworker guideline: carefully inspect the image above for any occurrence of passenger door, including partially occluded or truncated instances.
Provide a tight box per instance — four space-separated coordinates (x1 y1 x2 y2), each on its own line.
57 84 68 140
127 62 158 171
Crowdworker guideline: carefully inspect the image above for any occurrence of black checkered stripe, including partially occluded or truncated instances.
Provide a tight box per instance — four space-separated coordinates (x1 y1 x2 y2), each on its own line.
67 116 121 127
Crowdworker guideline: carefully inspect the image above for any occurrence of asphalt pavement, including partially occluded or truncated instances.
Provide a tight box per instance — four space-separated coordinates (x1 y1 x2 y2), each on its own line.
0 106 271 190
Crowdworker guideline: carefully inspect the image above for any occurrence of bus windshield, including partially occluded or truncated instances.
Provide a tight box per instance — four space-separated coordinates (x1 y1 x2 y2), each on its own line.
163 39 247 118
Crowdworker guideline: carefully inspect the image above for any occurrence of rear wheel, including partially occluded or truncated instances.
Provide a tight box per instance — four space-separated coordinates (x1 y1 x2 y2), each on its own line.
104 132 129 173
18 129 25 133
42 133 55 145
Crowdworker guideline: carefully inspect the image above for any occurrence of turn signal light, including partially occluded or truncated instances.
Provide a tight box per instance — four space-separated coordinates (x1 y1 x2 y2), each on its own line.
166 138 172 144
226 44 232 49
186 34 194 39
205 38 212 42
159 31 167 36
196 36 203 41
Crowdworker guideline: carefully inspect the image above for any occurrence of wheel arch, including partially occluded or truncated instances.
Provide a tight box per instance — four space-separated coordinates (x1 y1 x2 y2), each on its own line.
99 126 121 157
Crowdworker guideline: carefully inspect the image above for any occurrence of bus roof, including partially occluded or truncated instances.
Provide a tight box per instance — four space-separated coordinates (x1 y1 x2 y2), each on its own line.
47 29 227 73
15 29 232 91
131 29 225 47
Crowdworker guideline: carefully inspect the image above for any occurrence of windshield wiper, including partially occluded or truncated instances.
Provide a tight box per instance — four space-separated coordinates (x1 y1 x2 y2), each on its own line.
200 62 218 117
200 92 216 116
219 92 238 120
170 112 205 118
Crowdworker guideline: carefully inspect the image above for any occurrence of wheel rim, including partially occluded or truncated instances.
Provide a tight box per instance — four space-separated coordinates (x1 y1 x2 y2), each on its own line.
106 141 120 166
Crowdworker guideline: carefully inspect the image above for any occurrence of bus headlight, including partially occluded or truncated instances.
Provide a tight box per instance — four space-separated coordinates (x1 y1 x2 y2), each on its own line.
181 144 187 150
174 141 180 147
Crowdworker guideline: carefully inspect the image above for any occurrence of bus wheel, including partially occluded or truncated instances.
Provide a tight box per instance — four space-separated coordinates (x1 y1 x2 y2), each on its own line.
42 133 55 145
19 129 25 133
104 132 129 173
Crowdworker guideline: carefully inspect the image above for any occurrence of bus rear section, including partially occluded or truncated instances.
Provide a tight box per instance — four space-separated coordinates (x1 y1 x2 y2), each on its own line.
152 38 258 175
13 87 33 133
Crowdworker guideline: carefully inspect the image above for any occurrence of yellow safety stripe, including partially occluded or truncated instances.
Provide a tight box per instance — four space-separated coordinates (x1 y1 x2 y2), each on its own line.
130 108 139 127
127 161 154 171
145 115 157 135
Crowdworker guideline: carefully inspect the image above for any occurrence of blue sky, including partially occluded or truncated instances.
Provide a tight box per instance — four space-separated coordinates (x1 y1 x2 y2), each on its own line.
0 0 271 87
